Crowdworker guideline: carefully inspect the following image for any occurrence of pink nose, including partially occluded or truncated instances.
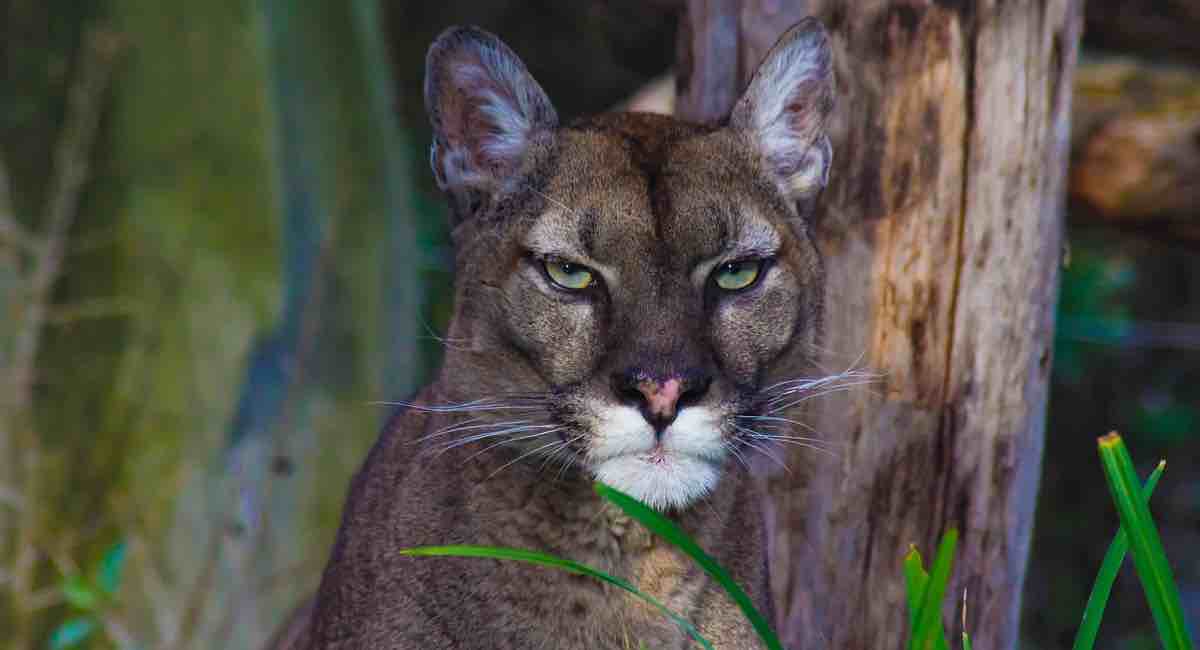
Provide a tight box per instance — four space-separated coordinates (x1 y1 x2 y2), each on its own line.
636 378 683 421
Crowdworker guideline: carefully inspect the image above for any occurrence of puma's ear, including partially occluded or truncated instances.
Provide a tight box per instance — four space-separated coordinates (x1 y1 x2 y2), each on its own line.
730 18 834 215
424 26 557 221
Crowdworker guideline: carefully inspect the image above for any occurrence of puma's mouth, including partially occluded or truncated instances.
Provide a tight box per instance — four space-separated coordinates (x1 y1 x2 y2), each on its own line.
584 401 728 511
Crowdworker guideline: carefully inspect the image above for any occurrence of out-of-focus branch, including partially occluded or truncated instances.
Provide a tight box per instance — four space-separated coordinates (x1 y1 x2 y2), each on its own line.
6 26 123 413
46 296 141 325
0 159 38 253
2 24 123 650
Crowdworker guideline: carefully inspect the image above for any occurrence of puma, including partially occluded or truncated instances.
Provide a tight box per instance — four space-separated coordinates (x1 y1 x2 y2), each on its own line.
273 18 836 649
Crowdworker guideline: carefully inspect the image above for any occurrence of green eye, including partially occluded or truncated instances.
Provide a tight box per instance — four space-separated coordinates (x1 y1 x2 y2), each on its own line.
543 260 595 290
714 260 763 291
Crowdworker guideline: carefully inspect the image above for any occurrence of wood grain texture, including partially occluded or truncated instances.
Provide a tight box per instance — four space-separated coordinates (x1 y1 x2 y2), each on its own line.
676 2 1081 648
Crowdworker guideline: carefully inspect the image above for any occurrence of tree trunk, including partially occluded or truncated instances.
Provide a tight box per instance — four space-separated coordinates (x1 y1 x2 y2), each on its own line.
676 2 1081 648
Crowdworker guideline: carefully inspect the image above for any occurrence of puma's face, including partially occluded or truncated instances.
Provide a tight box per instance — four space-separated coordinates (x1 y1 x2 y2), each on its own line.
426 22 835 510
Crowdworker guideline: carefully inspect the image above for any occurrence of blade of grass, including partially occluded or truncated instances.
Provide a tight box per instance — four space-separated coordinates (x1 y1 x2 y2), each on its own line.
903 546 949 650
594 482 783 650
1097 433 1195 650
961 588 972 650
910 529 958 650
1072 460 1166 650
399 545 713 650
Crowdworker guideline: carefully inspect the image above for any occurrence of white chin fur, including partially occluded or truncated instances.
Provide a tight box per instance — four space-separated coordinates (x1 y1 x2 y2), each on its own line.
593 455 721 511
586 402 728 511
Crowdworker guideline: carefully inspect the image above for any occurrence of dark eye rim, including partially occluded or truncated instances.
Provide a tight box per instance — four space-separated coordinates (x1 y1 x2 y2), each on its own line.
529 253 600 293
712 257 773 292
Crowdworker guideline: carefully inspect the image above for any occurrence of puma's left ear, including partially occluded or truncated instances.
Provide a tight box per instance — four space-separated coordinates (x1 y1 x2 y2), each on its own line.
730 18 834 214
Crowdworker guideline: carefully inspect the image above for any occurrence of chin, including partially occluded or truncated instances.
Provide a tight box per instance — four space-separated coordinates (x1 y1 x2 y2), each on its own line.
591 454 722 512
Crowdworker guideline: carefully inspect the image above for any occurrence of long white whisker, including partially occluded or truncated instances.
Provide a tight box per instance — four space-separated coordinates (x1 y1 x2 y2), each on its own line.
735 414 821 435
766 380 880 413
486 438 573 479
737 438 791 475
761 367 879 394
747 436 840 459
441 425 562 457
723 440 751 471
537 434 580 473
555 445 583 481
733 422 833 446
460 427 569 463
765 376 879 403
734 422 840 458
416 418 535 443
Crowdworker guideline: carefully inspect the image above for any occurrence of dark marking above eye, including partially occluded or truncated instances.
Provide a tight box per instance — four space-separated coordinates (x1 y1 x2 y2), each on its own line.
683 206 731 269
576 208 599 258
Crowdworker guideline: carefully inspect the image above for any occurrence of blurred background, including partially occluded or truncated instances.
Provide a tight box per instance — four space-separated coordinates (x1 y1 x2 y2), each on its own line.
0 1 1196 648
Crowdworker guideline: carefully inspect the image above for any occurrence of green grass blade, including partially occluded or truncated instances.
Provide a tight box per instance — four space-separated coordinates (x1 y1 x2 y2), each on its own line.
903 546 949 650
594 482 783 650
910 529 958 650
962 632 972 650
903 545 929 631
399 545 713 649
1097 433 1195 650
1072 460 1166 650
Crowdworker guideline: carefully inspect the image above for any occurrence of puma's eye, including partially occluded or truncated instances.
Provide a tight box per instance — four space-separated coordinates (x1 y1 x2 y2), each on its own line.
543 260 595 290
714 260 763 291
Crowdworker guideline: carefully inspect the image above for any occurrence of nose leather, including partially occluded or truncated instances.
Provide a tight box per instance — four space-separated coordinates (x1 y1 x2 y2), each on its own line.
637 378 683 422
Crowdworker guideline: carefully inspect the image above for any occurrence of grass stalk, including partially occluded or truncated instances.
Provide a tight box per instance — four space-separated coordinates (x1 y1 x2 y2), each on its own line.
594 482 783 650
1097 432 1194 650
399 545 713 649
1072 459 1166 650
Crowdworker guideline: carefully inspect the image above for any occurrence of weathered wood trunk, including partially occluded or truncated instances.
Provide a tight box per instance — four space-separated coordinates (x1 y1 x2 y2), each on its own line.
676 1 1081 648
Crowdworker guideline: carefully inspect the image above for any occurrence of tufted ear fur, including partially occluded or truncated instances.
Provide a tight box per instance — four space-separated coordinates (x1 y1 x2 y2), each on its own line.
730 18 834 217
424 26 557 222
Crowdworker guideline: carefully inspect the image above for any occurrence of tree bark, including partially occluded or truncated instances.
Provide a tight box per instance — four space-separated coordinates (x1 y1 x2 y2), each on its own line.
676 2 1081 648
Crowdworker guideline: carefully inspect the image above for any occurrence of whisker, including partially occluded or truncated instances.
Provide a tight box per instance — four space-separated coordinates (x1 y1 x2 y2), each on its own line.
465 426 568 459
537 433 586 477
417 316 475 352
486 438 574 479
416 418 536 443
764 373 880 401
445 425 564 459
733 423 840 458
554 444 584 481
766 380 880 413
370 391 552 413
735 414 821 435
760 364 878 393
733 421 834 445
528 186 589 221
753 433 843 449
722 440 752 472
737 438 791 475
374 402 547 414
748 436 840 459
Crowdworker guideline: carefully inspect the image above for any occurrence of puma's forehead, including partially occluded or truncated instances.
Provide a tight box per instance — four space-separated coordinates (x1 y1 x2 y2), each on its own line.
523 114 788 271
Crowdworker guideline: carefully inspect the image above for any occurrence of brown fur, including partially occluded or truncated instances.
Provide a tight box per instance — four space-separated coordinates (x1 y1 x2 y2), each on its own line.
272 19 834 650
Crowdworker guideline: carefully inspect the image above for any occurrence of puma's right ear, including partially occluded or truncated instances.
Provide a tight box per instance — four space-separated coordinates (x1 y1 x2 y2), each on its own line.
424 26 557 222
730 18 835 216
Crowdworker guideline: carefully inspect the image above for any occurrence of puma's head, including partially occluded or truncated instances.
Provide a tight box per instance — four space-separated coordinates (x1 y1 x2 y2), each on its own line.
423 20 835 511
